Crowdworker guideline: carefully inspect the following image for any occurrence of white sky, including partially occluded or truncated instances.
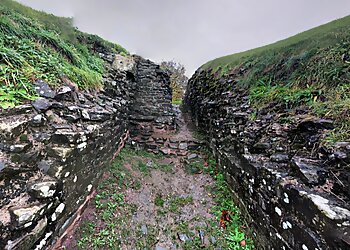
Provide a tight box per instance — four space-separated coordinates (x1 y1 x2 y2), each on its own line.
16 0 350 75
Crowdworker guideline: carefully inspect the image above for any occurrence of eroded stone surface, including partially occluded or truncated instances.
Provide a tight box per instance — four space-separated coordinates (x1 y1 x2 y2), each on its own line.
184 69 350 249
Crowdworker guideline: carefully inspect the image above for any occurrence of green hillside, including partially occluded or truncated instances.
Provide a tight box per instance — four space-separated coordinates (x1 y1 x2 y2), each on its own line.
0 0 128 109
203 15 350 72
201 15 350 144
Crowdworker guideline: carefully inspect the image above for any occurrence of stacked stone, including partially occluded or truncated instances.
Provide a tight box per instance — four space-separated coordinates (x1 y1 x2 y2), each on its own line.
185 69 350 250
129 56 176 148
0 52 173 249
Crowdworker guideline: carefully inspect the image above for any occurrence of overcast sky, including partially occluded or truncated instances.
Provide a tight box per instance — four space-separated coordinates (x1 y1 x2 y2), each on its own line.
16 0 350 75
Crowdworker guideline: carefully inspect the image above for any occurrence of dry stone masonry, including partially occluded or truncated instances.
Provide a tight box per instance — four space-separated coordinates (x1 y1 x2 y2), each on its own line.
185 69 350 250
0 52 175 249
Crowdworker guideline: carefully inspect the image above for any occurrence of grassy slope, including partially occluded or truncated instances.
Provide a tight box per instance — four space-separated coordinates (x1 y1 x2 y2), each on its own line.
203 16 350 71
201 15 350 143
0 0 128 109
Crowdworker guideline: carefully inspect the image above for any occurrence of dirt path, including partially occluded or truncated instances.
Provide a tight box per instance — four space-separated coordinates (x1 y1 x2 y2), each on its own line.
60 108 253 250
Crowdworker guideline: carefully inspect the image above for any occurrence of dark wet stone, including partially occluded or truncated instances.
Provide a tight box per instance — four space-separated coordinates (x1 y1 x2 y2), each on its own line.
33 132 51 142
34 80 56 99
62 114 80 123
32 98 51 111
37 161 51 173
291 156 326 185
50 101 65 109
253 142 271 150
298 118 334 132
333 151 348 160
188 143 200 150
0 161 5 172
270 154 290 163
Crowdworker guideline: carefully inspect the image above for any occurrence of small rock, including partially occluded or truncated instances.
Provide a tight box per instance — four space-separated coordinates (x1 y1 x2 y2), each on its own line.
291 156 326 185
29 181 57 199
155 246 168 250
31 114 46 126
253 142 271 150
34 80 56 99
37 160 51 173
199 230 205 244
57 86 72 95
210 236 217 244
32 98 51 111
178 233 191 242
9 144 30 153
10 204 45 227
270 154 289 163
188 153 198 160
141 224 148 235
188 143 200 150
0 161 5 172
179 142 188 150
169 143 178 149
159 148 170 155
333 151 348 160
177 150 188 156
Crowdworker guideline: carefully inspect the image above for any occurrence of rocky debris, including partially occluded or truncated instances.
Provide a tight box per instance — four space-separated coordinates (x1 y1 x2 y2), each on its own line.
184 69 350 249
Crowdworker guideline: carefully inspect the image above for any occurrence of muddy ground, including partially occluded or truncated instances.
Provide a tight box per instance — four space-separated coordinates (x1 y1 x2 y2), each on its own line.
58 108 253 250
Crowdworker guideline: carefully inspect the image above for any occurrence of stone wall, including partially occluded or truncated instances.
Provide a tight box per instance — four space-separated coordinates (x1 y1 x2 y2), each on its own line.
129 56 176 149
184 69 350 250
0 53 174 249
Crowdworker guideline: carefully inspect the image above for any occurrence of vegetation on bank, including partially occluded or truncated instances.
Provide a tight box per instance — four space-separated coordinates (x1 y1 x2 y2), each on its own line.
0 0 128 109
160 60 188 104
201 15 350 143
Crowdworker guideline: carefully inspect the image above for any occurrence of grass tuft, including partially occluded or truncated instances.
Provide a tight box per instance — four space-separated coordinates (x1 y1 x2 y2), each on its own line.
0 0 128 108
